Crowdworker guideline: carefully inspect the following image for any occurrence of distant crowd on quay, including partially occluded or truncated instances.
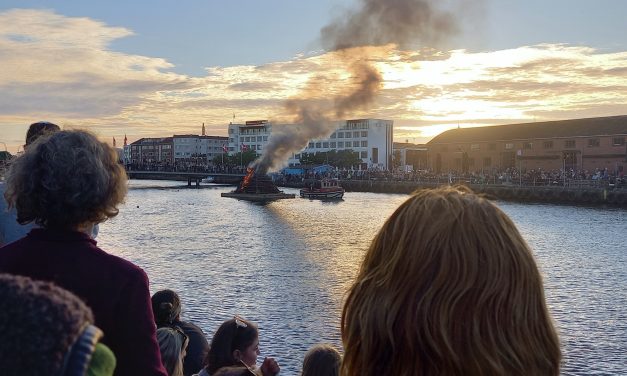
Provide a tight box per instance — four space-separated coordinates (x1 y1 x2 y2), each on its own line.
124 160 626 190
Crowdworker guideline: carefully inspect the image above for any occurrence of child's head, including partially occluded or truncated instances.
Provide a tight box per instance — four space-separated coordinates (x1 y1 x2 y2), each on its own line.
301 344 341 376
341 186 561 376
205 317 260 374
157 326 188 376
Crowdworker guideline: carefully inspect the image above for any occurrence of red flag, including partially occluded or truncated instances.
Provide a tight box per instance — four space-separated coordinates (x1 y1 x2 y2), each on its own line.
240 143 248 152
113 137 116 147
222 144 228 153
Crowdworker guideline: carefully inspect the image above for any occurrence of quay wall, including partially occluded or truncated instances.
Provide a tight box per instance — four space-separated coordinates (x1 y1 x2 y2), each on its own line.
284 180 627 208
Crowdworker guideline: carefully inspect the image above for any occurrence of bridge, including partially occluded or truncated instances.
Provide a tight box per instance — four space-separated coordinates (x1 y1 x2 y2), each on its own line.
125 171 245 186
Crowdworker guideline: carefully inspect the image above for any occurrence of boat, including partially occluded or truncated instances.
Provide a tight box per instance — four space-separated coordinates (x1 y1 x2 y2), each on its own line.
300 178 345 199
201 176 215 183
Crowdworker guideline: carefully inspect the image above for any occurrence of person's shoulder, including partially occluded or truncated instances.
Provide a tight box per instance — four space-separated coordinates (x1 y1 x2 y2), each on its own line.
178 320 205 334
90 244 147 279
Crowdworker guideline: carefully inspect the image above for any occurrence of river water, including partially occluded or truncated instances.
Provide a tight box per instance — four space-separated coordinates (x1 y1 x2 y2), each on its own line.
98 180 626 375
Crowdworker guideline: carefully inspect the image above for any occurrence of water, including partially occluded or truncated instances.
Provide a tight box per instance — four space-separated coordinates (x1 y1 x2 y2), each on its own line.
98 180 627 375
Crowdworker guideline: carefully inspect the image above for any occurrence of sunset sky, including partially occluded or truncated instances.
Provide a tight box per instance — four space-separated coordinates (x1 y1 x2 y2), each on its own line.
1 0 626 153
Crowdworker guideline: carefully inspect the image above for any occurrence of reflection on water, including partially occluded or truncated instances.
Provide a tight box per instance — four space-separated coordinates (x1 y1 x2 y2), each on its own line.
98 181 626 375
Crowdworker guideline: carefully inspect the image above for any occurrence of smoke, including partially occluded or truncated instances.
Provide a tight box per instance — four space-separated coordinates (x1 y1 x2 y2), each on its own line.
252 0 459 174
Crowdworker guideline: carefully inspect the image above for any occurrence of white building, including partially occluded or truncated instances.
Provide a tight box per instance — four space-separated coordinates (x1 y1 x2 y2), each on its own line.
173 135 228 161
228 118 394 170
227 120 272 153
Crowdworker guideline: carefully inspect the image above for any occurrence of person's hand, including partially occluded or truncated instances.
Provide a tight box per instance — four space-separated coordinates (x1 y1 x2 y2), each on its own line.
260 356 280 376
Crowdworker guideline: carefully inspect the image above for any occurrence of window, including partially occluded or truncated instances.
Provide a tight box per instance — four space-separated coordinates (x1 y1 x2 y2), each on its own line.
353 141 360 147
588 138 600 147
613 137 625 146
361 141 368 147
361 131 368 137
471 144 480 151
330 142 336 148
338 141 344 148
308 142 314 148
504 143 514 150
523 142 533 149
360 151 368 158
543 141 554 149
245 137 250 142
565 140 575 148
337 132 345 138
295 154 300 159
483 157 492 167
315 142 322 148
323 142 329 148
330 133 336 139
353 131 360 138
257 136 263 141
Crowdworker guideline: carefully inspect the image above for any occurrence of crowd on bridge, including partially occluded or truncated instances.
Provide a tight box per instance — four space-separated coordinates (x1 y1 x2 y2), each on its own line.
1 122 563 375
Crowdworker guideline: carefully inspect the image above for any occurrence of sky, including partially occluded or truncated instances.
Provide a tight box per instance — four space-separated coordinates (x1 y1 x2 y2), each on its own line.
0 0 626 153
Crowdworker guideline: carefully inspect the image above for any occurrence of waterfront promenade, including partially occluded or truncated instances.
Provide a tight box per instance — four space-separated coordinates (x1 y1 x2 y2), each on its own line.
127 170 627 208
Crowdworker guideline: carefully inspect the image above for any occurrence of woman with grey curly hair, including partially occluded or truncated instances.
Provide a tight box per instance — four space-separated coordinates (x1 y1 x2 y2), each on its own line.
0 130 168 376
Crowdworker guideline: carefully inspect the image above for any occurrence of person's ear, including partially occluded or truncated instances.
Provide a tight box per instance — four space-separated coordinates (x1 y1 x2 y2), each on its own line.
233 349 241 361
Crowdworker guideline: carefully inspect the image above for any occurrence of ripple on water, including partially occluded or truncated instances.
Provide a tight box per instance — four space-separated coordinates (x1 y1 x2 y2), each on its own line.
99 182 627 375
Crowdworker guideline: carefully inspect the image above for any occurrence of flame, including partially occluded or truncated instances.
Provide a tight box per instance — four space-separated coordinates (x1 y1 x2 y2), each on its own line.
240 167 255 190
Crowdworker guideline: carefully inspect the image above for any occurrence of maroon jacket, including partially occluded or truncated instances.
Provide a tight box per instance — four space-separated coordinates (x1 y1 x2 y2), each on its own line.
0 229 167 376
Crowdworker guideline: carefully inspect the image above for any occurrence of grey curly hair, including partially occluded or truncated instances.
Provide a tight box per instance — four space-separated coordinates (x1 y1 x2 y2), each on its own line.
4 129 127 229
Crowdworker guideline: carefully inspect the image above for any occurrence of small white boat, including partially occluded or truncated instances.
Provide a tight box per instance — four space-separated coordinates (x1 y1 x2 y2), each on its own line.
300 179 344 199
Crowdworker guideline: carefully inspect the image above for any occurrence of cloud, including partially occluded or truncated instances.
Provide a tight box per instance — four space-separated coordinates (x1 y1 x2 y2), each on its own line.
0 8 626 153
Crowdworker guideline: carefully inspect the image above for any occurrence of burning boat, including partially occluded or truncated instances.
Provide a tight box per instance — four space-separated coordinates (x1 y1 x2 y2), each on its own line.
221 168 295 202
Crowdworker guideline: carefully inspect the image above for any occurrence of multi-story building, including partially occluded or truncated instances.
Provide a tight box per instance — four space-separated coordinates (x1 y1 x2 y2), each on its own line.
426 115 627 174
227 118 394 170
173 134 229 164
129 137 173 166
227 120 272 153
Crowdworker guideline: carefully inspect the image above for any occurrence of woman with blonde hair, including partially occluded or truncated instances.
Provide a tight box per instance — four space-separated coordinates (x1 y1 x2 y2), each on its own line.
157 327 189 376
341 186 561 376
0 130 167 375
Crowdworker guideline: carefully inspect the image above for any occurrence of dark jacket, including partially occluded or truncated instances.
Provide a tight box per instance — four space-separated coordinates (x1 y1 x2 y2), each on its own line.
0 228 167 376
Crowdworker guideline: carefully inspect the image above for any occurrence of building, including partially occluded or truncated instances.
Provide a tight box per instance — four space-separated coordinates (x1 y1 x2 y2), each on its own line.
293 119 394 170
426 115 627 174
393 142 429 172
227 120 272 153
129 137 173 166
228 119 394 170
173 135 228 165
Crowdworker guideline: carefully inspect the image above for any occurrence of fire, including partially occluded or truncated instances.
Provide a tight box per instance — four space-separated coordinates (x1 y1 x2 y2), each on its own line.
240 167 255 190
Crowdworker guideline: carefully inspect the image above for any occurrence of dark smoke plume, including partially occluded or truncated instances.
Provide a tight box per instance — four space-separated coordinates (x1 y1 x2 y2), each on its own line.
252 0 458 174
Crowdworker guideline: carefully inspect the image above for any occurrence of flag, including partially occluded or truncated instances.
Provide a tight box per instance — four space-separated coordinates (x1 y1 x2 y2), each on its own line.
222 144 228 153
240 143 248 152
113 137 116 147
124 134 128 146
516 149 522 156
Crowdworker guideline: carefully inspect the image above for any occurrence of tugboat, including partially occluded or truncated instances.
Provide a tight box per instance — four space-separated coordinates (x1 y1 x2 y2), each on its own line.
300 178 345 199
